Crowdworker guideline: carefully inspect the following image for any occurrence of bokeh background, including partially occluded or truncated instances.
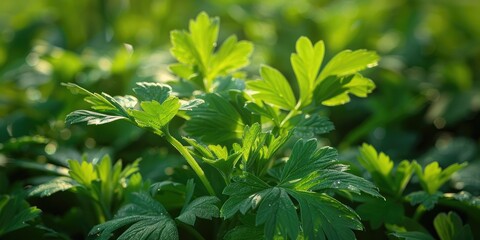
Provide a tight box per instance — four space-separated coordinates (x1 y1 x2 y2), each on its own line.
1 0 479 237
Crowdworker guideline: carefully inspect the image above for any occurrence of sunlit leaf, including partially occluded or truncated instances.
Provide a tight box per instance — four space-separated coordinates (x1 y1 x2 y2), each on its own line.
247 65 296 110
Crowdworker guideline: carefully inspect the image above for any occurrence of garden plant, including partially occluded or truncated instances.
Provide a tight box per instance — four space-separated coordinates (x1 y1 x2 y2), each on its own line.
1 6 479 240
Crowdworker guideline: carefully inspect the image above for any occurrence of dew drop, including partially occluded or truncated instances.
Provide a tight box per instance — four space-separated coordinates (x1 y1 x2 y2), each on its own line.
332 180 341 188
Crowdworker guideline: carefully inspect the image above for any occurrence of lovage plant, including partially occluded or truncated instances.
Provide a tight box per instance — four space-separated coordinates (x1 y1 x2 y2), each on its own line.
29 12 385 239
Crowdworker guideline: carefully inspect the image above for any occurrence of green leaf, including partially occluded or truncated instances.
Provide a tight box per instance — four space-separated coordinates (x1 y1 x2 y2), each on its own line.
63 83 134 125
291 37 325 106
415 162 467 194
68 160 97 188
433 212 473 240
185 93 244 144
247 65 297 110
63 83 116 112
222 139 380 239
320 74 375 106
176 180 220 226
89 192 178 240
291 114 335 138
314 74 375 106
357 144 416 196
318 49 379 81
133 82 172 103
287 190 362 239
28 177 78 197
130 97 181 135
255 187 300 239
224 225 264 240
209 36 253 80
406 191 442 210
280 140 381 198
187 140 242 182
390 231 435 240
169 12 252 91
0 195 41 236
65 110 127 126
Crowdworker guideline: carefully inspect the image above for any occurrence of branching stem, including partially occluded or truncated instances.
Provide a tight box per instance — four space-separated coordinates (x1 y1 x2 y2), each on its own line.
163 126 216 196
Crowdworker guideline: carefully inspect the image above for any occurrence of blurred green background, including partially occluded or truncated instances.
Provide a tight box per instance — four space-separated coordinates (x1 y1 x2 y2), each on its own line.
1 0 479 217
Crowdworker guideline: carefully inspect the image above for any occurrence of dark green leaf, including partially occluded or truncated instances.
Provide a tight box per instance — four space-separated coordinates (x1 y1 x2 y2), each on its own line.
406 191 442 210
224 225 264 240
0 195 41 236
89 192 177 240
176 180 220 225
434 212 473 240
391 231 435 240
133 82 172 103
287 190 362 240
185 93 244 144
356 198 405 229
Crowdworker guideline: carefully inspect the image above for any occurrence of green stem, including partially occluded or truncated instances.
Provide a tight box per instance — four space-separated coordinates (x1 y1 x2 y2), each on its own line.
413 204 426 221
163 127 215 196
279 101 302 128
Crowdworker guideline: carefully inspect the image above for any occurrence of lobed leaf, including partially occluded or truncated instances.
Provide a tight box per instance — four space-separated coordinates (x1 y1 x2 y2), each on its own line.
0 195 41 236
318 49 379 81
433 212 473 240
89 192 177 240
415 162 467 194
28 177 78 197
176 179 220 226
247 65 297 110
291 37 325 106
185 93 244 144
130 97 181 135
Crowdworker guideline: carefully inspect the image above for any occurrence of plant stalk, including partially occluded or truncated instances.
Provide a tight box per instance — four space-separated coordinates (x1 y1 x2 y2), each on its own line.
164 127 215 196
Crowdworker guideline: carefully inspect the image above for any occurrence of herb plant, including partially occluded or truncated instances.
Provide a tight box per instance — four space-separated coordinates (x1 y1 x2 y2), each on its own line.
4 11 477 240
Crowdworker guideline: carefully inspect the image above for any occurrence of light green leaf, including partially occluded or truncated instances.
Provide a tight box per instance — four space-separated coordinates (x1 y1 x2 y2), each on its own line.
209 36 253 80
63 83 116 112
291 37 324 106
133 82 172 103
318 49 379 81
320 74 375 106
28 177 78 197
188 12 219 69
415 162 467 194
247 65 296 110
65 110 127 126
68 160 97 188
0 195 41 236
390 231 435 240
89 192 178 240
130 97 181 135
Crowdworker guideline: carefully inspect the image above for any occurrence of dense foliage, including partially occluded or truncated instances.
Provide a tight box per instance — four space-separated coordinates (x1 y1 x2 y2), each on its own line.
1 1 479 239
